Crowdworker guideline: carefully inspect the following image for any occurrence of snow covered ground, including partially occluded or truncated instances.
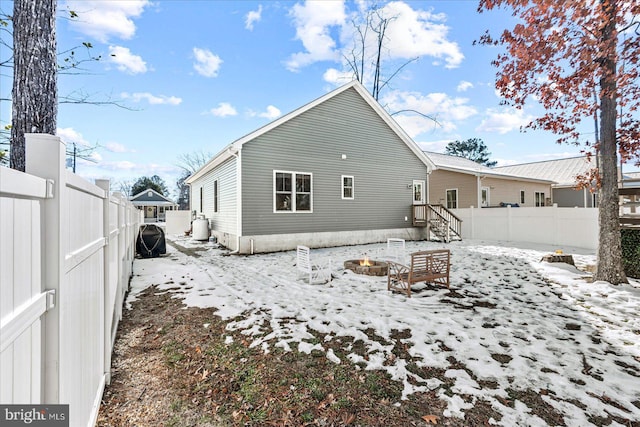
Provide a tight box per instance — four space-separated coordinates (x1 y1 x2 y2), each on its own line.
128 235 640 426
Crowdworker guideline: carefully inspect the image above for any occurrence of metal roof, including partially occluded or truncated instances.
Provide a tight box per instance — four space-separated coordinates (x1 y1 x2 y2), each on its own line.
425 151 554 183
493 156 596 187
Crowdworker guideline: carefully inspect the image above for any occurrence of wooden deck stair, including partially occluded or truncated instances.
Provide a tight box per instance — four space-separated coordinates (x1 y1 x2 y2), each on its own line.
412 204 462 243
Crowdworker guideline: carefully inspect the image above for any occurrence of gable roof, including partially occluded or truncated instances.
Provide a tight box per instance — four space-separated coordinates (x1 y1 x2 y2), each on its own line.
426 151 554 184
187 80 435 184
493 156 596 187
130 188 176 205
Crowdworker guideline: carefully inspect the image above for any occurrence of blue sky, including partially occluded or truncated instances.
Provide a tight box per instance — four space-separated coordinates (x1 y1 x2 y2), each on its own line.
3 0 635 197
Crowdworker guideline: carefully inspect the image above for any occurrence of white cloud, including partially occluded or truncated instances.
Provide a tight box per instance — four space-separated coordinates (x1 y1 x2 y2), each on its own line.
381 90 478 137
415 139 453 152
64 0 150 43
323 68 355 86
245 5 263 30
377 1 463 69
57 127 90 147
121 92 182 105
247 105 282 120
259 105 281 120
457 81 473 92
287 1 463 75
476 107 534 134
207 102 238 117
109 46 148 74
285 1 346 71
193 47 223 78
105 142 132 153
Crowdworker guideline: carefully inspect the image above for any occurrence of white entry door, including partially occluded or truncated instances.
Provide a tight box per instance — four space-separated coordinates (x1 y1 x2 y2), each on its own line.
413 180 425 205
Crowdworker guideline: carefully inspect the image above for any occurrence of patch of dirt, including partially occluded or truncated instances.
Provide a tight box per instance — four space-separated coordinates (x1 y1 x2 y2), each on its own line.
96 284 634 426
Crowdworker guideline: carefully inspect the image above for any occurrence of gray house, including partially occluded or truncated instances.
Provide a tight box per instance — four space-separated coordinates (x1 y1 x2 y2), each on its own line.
495 156 599 207
130 188 178 223
186 81 437 254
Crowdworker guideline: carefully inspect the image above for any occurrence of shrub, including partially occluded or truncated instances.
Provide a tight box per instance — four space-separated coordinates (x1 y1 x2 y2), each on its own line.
621 229 640 279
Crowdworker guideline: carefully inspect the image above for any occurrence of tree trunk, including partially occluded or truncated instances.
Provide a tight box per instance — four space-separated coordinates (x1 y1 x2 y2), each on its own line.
595 0 627 285
11 0 58 172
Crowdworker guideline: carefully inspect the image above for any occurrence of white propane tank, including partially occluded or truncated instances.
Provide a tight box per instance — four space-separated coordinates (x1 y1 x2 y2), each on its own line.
192 218 209 241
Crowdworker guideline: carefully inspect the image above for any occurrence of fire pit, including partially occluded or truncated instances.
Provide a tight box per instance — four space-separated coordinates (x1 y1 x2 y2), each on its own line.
343 256 388 276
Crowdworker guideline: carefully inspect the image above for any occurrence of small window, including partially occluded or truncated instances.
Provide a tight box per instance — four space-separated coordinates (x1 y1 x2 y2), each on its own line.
446 189 458 209
213 180 219 213
147 191 153 197
199 187 203 212
274 171 312 212
520 190 525 205
535 192 545 207
342 175 354 199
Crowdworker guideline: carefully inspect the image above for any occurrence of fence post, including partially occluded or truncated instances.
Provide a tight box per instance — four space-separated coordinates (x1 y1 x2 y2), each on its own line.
96 179 112 385
24 133 66 404
507 205 513 242
552 203 559 246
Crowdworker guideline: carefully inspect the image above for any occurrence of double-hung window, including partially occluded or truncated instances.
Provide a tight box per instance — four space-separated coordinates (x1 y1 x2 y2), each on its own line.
342 175 354 199
274 171 312 212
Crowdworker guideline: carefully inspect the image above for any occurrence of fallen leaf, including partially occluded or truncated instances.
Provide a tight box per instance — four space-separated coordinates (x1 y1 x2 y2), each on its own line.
422 414 439 425
342 413 356 425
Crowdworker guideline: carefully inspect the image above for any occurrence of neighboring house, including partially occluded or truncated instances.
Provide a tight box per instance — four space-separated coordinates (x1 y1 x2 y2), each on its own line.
130 188 178 223
186 80 437 254
426 152 554 209
494 156 599 207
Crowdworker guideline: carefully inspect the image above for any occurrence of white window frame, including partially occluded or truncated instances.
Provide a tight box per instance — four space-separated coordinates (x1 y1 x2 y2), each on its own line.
535 191 545 207
273 170 313 213
341 175 354 200
520 190 525 205
446 188 458 209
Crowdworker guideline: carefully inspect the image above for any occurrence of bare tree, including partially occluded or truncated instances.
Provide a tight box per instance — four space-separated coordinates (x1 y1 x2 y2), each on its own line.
344 5 418 101
10 0 57 171
175 151 212 210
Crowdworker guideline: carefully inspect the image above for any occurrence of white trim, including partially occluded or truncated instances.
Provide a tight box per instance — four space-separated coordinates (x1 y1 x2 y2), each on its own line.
186 80 435 184
273 170 313 213
341 175 355 200
446 188 458 209
520 189 526 205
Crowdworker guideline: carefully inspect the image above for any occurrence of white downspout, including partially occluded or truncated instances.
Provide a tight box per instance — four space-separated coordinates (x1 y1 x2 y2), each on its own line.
477 174 482 208
228 147 242 254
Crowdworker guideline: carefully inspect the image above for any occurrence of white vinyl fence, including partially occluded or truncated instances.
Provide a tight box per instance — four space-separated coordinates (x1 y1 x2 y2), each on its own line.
454 205 599 250
0 134 141 426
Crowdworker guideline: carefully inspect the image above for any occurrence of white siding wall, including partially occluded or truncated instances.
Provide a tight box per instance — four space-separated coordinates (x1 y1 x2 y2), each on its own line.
191 156 238 242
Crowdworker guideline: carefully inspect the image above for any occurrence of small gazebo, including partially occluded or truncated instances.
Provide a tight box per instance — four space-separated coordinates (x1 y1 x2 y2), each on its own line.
130 188 178 223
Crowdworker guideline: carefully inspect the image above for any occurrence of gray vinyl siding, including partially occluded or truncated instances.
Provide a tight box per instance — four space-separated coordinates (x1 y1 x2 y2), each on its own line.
190 157 237 235
554 187 594 207
240 87 428 235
